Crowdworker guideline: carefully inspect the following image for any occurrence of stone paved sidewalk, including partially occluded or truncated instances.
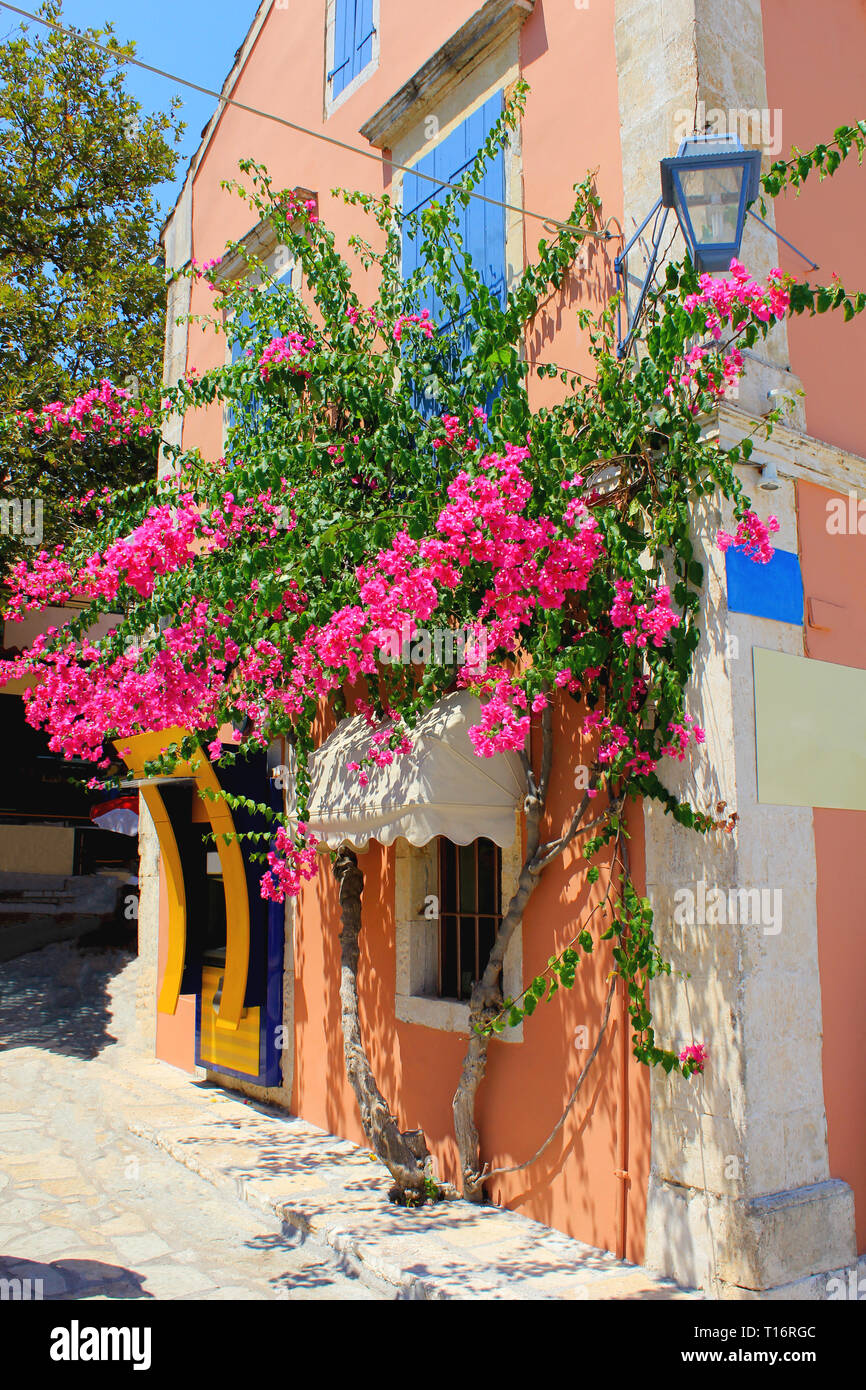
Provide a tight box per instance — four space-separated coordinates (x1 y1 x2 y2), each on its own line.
0 945 388 1300
1 943 698 1300
125 1082 697 1300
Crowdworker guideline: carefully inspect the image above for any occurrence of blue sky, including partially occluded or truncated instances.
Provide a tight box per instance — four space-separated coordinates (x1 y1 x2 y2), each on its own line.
5 0 261 214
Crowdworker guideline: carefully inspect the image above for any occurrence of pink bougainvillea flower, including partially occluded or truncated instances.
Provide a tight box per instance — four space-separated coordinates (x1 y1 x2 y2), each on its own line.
716 509 780 564
257 332 315 383
679 1043 708 1073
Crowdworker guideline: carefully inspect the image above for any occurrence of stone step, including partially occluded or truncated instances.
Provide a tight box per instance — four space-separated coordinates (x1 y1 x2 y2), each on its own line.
0 901 78 916
0 891 76 903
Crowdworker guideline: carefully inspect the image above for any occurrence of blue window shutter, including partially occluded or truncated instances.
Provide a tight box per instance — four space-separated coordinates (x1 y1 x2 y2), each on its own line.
401 93 506 411
355 0 374 74
227 307 252 431
227 271 294 434
402 94 505 329
329 0 354 96
230 307 252 365
329 0 374 98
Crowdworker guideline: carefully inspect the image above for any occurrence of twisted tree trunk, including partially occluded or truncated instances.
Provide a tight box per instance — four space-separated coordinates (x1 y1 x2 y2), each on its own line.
334 847 430 1200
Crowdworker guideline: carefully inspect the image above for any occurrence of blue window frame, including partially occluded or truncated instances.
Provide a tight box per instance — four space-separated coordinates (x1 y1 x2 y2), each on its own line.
328 0 375 100
401 93 506 410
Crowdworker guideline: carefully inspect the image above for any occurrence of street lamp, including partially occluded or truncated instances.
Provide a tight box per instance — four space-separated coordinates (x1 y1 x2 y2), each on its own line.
615 133 761 357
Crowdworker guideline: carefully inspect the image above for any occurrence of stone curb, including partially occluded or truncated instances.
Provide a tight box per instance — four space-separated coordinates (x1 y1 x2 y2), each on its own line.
125 1101 699 1302
126 1116 452 1298
126 1115 428 1296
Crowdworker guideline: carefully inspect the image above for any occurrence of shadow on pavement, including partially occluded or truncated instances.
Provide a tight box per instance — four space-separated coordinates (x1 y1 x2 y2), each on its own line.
0 1253 152 1300
0 943 134 1062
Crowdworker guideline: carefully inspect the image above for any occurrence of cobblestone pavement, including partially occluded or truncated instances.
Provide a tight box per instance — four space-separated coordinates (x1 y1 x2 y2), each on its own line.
0 944 390 1300
0 942 696 1300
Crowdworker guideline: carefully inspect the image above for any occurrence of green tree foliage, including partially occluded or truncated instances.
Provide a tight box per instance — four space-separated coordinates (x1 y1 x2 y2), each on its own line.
0 0 183 568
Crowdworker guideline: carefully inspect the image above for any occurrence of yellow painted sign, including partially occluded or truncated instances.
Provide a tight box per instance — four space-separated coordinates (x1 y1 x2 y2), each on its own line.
754 647 866 810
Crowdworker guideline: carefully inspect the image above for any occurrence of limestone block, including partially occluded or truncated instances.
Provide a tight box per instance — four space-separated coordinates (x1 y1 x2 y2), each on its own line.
647 1174 855 1294
136 802 160 1054
714 1180 855 1290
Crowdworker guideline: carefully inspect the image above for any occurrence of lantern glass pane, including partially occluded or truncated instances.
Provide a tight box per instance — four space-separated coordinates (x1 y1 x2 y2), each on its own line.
675 162 745 248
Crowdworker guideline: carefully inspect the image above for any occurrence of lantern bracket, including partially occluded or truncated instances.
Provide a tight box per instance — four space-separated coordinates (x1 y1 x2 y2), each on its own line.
614 198 669 359
746 208 819 271
613 134 819 359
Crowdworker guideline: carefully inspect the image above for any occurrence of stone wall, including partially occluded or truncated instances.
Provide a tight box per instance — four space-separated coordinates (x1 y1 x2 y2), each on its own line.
135 800 159 1054
615 0 858 1295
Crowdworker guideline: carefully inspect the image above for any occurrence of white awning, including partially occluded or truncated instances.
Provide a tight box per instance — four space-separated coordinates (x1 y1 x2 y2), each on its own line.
301 691 526 849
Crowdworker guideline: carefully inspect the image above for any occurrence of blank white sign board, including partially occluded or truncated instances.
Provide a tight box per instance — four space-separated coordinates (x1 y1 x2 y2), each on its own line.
753 646 866 811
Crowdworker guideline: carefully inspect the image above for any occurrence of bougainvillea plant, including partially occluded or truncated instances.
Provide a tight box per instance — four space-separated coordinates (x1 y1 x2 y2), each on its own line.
3 88 864 1202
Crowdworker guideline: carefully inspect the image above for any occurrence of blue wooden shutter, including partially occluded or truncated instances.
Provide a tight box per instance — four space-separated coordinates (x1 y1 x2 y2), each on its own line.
402 93 506 407
355 0 374 76
227 267 294 435
227 307 252 433
329 0 375 99
230 308 252 366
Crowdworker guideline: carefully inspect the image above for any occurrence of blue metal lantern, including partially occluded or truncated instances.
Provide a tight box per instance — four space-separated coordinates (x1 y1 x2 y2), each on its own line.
615 132 815 357
660 134 762 274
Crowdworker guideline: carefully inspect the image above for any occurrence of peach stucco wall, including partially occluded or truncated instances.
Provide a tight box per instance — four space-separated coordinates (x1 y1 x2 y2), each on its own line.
180 0 625 457
519 0 623 405
169 0 645 1255
796 480 866 1251
761 0 866 460
292 696 650 1261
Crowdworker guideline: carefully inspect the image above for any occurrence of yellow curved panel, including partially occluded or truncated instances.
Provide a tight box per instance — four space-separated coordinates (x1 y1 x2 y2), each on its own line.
199 967 260 1073
192 757 250 1034
116 726 193 779
114 726 250 1032
138 785 186 1017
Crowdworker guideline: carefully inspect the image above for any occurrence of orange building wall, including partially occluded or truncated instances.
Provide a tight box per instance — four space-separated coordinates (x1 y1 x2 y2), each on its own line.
179 0 625 457
761 0 866 461
519 0 624 406
796 479 866 1252
291 695 650 1262
755 9 866 1247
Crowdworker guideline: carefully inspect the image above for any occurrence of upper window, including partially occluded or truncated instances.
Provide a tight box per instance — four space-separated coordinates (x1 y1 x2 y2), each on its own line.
327 0 377 107
401 93 507 411
402 93 506 326
225 260 294 437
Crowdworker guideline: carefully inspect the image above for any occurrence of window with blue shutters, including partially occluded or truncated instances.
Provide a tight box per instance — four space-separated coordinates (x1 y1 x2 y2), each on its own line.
327 0 376 102
401 93 507 412
226 265 294 437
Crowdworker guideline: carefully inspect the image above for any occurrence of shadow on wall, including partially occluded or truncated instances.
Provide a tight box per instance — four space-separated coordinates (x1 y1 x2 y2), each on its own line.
525 238 617 368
